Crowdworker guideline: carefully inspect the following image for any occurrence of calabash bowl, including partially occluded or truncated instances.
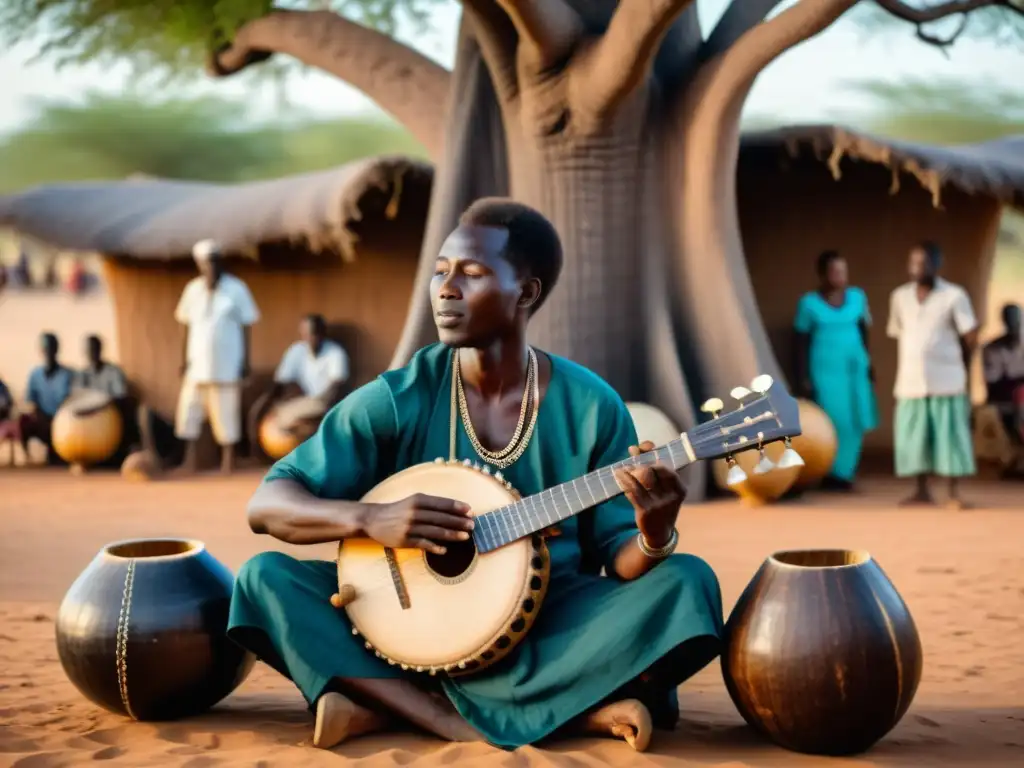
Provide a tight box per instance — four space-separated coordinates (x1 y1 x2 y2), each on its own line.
55 538 254 721
721 549 922 755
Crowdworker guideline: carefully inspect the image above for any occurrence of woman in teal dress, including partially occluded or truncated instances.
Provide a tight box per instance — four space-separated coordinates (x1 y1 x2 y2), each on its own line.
228 199 724 752
794 250 879 490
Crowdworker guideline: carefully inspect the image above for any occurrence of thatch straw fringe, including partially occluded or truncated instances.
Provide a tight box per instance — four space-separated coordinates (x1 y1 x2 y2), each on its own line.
747 125 1024 212
0 155 433 261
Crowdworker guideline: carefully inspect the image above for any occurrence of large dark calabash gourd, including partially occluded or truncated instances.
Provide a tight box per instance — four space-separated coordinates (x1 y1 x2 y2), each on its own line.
55 539 254 721
721 549 923 756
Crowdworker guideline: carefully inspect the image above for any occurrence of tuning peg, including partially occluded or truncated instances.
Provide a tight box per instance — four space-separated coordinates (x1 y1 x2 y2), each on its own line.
730 386 752 401
725 456 747 487
750 374 774 394
752 446 776 475
701 397 724 418
775 437 805 469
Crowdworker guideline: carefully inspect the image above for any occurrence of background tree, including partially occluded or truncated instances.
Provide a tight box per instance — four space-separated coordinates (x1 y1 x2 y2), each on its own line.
4 0 1024 497
0 92 275 191
0 91 426 193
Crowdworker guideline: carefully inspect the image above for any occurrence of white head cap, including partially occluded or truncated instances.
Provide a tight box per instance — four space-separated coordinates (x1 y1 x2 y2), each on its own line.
192 239 222 263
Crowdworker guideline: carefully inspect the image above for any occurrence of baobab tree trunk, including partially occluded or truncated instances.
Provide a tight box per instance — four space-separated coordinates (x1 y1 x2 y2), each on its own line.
512 115 650 398
390 21 512 365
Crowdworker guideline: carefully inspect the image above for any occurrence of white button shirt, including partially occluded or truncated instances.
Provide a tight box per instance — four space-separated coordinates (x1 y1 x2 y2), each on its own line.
275 340 349 398
175 274 260 383
886 278 977 399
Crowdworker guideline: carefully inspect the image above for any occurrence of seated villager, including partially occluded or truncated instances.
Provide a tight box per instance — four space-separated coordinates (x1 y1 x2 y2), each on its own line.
248 314 350 456
20 332 74 464
72 334 141 466
976 303 1024 477
0 376 19 465
230 198 723 753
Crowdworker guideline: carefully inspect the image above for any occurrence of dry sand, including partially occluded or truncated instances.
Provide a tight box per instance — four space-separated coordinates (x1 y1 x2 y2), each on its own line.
1 471 1021 767
2 265 1023 765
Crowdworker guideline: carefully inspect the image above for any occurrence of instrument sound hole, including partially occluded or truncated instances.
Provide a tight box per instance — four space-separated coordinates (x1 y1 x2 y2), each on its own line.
424 538 477 580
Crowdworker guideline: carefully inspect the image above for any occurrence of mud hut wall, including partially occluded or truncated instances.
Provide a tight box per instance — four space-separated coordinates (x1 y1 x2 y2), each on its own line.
736 151 1001 458
101 246 418 423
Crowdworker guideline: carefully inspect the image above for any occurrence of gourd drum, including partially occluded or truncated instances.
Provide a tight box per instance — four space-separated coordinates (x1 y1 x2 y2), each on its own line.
712 440 800 506
626 402 681 446
55 538 254 721
789 399 838 490
258 396 326 461
721 549 922 755
52 389 123 467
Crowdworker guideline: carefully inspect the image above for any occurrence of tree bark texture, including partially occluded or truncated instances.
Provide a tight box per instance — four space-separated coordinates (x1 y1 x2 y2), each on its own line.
389 20 512 364
216 1 862 499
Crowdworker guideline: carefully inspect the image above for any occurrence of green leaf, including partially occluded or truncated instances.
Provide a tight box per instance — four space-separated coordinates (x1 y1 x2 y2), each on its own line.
0 0 446 77
0 91 426 193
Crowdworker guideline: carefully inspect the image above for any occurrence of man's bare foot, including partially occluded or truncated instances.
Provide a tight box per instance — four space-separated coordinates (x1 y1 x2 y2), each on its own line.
898 492 935 507
580 699 653 752
946 497 973 511
313 692 389 749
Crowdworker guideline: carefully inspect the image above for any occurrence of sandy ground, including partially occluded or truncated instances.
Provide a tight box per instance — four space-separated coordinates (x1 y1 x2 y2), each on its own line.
1 471 1021 767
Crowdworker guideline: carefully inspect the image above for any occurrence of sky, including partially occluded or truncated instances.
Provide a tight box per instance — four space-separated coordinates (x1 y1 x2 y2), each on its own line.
0 0 1021 133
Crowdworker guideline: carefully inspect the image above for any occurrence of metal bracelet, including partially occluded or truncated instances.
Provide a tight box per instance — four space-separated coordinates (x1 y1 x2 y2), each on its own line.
637 528 678 559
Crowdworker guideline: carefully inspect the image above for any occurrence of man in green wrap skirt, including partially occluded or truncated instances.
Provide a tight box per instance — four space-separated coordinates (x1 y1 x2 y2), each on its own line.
228 198 724 752
886 241 979 509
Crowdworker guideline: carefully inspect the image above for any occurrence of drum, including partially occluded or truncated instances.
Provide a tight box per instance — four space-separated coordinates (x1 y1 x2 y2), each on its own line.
52 389 124 468
788 399 838 490
713 439 800 506
120 449 160 483
626 402 681 447
258 396 327 461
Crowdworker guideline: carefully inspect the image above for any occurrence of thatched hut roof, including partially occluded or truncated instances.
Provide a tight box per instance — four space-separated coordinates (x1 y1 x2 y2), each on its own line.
1 125 1022 260
741 124 1024 210
0 155 432 261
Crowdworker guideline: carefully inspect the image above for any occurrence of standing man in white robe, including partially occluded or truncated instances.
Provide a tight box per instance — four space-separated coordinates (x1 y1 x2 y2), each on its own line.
174 239 260 474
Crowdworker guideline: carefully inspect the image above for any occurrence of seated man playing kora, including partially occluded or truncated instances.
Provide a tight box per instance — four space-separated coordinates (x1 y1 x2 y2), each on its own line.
229 198 724 753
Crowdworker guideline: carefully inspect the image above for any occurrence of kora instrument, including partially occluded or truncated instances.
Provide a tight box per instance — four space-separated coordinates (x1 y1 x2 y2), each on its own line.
335 375 802 677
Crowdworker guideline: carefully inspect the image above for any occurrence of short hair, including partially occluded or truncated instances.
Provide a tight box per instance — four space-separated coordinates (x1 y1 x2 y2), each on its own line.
86 334 102 347
304 313 327 335
40 331 58 349
816 249 841 277
1002 302 1022 324
917 240 943 269
459 197 563 313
